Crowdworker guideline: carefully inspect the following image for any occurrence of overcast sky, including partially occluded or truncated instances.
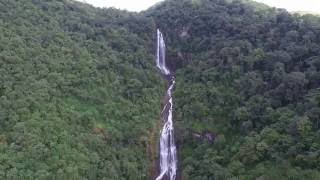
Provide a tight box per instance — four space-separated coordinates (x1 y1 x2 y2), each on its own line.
76 0 320 13
254 0 320 13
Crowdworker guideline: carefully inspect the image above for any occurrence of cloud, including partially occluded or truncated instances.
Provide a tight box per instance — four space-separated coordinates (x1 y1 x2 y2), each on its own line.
254 0 320 13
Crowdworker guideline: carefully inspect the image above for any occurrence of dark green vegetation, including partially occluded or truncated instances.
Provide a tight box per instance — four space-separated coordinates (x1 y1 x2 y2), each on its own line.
1 0 320 179
150 0 320 179
0 0 163 179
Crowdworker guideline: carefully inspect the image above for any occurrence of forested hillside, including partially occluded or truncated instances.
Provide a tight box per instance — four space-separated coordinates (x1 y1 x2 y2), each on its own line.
1 0 320 179
146 0 320 179
0 0 163 179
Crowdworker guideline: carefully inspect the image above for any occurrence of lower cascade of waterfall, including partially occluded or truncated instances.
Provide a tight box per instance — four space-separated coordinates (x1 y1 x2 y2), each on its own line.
155 29 177 180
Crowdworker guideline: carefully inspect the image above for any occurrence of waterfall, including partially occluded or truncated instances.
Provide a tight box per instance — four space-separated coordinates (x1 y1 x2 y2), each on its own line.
156 29 170 76
155 29 177 180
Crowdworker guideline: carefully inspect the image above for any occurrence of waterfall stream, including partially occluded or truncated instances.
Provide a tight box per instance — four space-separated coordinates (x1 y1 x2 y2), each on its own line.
155 29 177 180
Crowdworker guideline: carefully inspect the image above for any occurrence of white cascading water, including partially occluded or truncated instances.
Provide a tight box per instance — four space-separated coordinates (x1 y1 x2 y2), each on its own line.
155 29 177 180
156 30 170 76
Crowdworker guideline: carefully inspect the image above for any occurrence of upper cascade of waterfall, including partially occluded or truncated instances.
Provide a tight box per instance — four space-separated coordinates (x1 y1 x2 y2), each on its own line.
156 29 170 75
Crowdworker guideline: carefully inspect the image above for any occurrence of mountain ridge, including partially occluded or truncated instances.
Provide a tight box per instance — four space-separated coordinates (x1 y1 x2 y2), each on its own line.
0 0 320 179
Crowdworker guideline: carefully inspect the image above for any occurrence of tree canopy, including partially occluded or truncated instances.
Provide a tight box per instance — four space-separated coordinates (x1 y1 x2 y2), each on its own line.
146 0 320 179
0 0 320 179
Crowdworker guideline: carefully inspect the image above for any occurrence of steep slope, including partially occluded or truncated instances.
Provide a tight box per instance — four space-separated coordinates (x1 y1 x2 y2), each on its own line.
0 0 162 179
1 0 320 179
145 0 320 179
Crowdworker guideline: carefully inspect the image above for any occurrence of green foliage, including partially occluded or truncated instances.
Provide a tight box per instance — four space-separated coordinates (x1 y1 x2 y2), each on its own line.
0 0 162 179
1 0 320 179
145 0 320 179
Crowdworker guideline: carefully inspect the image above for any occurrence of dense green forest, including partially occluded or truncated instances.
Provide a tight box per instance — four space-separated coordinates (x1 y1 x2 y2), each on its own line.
0 0 163 179
1 0 320 179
